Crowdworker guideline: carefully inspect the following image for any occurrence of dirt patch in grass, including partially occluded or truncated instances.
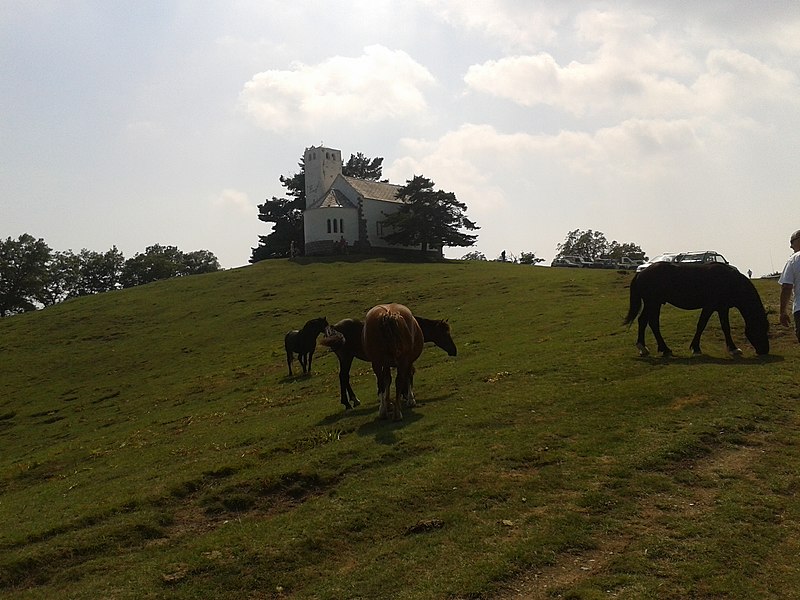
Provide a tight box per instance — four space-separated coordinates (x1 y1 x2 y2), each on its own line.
492 431 769 599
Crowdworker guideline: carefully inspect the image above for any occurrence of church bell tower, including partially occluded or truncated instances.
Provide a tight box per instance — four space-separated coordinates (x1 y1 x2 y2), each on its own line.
303 146 343 208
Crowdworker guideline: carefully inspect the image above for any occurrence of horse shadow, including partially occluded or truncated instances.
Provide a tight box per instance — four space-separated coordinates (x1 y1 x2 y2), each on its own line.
356 410 424 445
635 353 785 366
315 404 424 445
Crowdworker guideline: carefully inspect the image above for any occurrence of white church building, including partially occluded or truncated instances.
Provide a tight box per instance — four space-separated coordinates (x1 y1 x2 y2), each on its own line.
302 145 441 257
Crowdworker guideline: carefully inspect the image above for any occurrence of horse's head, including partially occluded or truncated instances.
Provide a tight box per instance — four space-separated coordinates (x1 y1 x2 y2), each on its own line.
740 281 770 355
431 319 457 357
745 314 770 355
307 316 329 333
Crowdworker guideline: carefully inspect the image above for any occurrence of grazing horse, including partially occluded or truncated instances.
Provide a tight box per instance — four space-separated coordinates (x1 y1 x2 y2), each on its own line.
361 304 424 421
624 262 769 357
284 316 329 376
321 316 457 410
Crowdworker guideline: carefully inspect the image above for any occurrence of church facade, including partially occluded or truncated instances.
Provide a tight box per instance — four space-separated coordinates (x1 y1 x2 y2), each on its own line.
302 145 441 257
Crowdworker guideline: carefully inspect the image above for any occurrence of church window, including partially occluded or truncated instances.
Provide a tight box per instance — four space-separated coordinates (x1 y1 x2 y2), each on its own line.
333 219 338 233
340 219 344 233
327 219 331 233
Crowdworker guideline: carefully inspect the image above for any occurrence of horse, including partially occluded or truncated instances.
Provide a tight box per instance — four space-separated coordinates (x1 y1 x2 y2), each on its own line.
361 303 424 421
284 316 329 376
321 315 457 410
623 262 769 357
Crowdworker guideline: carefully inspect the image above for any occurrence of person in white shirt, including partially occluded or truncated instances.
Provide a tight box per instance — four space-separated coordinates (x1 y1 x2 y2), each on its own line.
779 229 800 342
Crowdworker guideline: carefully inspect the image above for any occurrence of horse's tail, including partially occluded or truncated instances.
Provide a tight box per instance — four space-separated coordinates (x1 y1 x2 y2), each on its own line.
381 312 414 362
623 273 642 327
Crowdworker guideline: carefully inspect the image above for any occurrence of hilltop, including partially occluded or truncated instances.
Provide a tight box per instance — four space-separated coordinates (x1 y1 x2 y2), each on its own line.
2 259 799 599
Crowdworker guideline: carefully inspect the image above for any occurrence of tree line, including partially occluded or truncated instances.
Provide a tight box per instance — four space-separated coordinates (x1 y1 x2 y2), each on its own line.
0 234 220 317
250 151 478 261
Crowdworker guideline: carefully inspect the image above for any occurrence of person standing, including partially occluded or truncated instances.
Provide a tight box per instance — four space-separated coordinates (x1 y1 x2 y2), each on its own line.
779 229 800 342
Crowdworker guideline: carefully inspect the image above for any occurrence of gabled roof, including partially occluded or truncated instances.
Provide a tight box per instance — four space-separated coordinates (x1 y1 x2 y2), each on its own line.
308 188 358 210
343 176 403 203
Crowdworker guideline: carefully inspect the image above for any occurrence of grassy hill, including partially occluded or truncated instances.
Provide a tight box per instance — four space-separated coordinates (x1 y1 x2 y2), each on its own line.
2 258 799 599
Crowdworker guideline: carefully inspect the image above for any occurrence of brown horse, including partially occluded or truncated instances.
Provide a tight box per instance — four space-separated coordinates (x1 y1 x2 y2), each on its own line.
361 303 424 421
321 316 456 410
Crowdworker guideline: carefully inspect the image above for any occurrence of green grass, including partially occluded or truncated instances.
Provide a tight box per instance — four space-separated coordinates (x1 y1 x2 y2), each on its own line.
1 257 799 599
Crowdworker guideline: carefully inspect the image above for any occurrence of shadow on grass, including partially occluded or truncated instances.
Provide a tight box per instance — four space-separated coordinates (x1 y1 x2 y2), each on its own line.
635 353 785 366
356 410 424 445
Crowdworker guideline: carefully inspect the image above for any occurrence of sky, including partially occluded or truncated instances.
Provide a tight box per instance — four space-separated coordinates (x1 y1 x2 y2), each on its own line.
2 1 800 276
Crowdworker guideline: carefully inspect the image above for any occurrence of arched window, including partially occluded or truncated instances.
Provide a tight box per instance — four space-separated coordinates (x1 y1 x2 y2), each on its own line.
327 219 331 233
333 219 338 233
340 219 344 233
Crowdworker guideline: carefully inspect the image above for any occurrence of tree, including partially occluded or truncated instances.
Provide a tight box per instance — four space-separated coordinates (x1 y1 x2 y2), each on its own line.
76 247 125 295
251 151 384 262
556 229 609 260
343 152 384 180
519 251 545 265
606 241 647 261
460 251 487 261
39 250 81 306
0 234 52 316
380 175 479 254
121 245 220 288
556 229 647 262
40 247 125 305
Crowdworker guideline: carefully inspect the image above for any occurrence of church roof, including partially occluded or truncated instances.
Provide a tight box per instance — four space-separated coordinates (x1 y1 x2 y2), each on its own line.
343 176 403 203
311 188 358 210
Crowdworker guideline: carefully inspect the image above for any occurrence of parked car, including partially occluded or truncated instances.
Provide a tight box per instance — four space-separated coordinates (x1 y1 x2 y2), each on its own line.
591 258 618 269
673 251 731 266
551 256 582 268
617 256 645 270
636 251 733 273
636 253 677 272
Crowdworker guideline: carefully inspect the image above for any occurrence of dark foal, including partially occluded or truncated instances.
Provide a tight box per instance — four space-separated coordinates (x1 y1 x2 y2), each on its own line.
284 316 329 376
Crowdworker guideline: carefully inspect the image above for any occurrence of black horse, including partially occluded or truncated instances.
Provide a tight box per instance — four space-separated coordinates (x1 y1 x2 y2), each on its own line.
624 262 769 357
321 316 457 410
284 316 329 376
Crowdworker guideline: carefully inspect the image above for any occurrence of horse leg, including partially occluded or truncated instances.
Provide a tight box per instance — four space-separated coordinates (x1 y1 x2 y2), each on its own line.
647 303 672 356
374 364 391 419
403 365 416 407
286 350 294 376
338 354 358 410
636 303 650 356
306 348 313 374
690 307 715 355
392 367 407 421
718 308 742 356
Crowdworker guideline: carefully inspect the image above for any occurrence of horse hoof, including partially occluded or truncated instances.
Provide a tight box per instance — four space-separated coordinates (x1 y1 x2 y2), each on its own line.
636 343 650 357
691 349 702 356
352 399 361 407
729 347 743 357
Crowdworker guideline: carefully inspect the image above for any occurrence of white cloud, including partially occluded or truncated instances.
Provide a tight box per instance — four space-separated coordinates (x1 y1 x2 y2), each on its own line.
238 45 435 132
463 10 800 122
417 0 566 50
214 189 255 216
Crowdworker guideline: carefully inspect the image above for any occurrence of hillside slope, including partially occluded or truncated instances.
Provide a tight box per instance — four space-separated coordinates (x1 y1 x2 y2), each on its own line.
2 259 799 599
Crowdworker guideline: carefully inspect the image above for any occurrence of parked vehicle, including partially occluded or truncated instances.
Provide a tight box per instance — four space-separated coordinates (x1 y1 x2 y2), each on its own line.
673 251 730 266
636 251 733 272
636 253 677 272
551 256 583 268
617 256 645 270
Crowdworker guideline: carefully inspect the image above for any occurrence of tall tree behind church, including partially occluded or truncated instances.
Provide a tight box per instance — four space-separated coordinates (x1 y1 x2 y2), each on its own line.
250 152 383 262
